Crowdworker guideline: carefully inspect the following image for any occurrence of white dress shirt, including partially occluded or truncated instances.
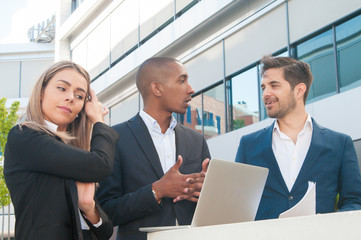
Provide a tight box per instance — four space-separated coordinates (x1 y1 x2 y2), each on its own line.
272 114 313 192
139 110 177 174
44 120 102 229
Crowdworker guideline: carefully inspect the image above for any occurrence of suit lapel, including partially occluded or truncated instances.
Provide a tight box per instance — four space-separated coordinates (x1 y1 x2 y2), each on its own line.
292 119 324 191
65 179 83 240
128 114 164 178
262 122 289 193
174 124 185 172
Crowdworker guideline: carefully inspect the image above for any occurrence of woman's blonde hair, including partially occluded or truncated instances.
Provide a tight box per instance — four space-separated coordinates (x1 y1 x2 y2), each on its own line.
20 60 92 150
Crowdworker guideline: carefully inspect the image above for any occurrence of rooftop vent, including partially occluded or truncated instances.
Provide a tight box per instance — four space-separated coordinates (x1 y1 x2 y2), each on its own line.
27 15 55 43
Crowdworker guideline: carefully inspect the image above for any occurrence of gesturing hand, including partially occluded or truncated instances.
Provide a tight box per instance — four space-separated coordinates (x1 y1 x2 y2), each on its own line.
173 158 210 203
151 155 205 202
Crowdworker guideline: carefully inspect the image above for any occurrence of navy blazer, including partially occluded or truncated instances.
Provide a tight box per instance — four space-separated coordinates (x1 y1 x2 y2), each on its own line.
96 114 211 240
235 118 361 220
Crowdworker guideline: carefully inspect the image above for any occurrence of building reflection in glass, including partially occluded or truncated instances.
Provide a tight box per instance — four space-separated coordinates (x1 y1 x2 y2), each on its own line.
229 66 260 131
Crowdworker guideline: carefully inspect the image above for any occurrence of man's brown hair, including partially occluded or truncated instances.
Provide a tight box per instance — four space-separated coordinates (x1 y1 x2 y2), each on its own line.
261 56 313 103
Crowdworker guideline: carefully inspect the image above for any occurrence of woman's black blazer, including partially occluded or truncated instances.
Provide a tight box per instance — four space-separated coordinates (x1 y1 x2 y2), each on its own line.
4 122 119 240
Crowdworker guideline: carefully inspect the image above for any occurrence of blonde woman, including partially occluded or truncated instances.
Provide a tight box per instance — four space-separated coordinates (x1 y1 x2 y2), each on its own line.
4 61 119 240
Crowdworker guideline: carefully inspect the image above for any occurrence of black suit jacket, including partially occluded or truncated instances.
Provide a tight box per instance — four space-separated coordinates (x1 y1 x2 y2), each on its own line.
96 114 211 240
4 122 119 240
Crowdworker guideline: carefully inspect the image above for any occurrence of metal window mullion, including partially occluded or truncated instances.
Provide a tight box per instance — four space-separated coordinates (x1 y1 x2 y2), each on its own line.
222 39 229 133
257 63 263 120
109 15 112 71
201 92 204 135
173 0 176 20
138 0 141 47
19 61 22 98
332 25 340 93
227 78 233 131
285 0 291 57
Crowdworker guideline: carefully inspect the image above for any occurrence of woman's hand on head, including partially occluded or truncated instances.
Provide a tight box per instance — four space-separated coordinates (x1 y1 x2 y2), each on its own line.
84 88 108 124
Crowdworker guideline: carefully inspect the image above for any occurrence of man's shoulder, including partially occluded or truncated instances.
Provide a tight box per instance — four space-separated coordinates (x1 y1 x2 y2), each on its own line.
112 115 139 131
312 120 351 140
112 120 128 130
241 124 274 142
175 124 204 138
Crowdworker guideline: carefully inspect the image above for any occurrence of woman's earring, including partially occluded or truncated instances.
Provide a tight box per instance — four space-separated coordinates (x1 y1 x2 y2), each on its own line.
76 114 79 118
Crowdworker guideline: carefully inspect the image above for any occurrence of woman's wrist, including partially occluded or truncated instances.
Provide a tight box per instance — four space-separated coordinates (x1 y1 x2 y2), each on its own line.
82 205 100 224
91 117 104 125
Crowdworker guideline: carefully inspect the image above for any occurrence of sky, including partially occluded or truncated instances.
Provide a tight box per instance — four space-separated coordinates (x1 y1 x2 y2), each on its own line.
0 0 56 44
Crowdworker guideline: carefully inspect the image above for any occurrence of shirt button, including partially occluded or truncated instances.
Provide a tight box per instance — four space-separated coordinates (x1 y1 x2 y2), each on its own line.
288 196 294 201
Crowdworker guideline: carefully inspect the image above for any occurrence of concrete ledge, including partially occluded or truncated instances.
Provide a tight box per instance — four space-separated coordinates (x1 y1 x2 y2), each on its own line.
148 210 361 240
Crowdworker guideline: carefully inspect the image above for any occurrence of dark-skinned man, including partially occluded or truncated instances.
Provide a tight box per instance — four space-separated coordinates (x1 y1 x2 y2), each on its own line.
97 57 211 240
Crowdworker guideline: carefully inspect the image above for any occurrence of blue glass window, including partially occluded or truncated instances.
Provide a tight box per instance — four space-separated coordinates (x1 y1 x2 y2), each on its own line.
203 84 225 139
336 14 361 92
229 66 260 130
186 106 192 124
181 94 202 134
297 29 337 103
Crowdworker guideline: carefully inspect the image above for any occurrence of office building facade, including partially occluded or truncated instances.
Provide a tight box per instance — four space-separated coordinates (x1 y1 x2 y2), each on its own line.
56 0 361 162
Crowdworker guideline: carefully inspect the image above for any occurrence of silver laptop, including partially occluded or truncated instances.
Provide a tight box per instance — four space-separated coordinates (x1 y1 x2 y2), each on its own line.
139 159 268 232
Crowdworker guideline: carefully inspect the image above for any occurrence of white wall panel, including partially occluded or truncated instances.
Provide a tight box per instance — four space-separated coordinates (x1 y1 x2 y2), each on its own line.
225 4 287 76
305 86 361 141
139 0 173 41
87 17 110 78
110 0 139 63
0 62 20 98
176 0 193 13
92 0 234 95
20 60 54 98
72 39 88 69
184 42 223 92
110 92 139 125
289 0 361 42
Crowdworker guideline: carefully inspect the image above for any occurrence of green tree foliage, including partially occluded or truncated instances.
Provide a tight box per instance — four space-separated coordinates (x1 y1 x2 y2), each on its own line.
0 98 20 207
232 118 245 130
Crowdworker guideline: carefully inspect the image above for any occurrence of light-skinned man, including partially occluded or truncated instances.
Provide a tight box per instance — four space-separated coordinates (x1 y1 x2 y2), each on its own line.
235 56 361 220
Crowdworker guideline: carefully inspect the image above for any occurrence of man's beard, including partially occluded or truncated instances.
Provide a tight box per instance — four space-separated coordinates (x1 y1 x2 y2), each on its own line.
266 92 296 119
